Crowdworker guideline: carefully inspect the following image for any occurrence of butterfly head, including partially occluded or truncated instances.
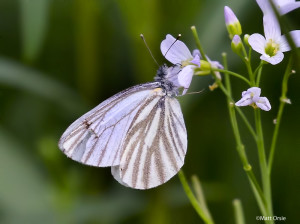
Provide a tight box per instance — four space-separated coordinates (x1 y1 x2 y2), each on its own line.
154 64 181 97
155 64 169 79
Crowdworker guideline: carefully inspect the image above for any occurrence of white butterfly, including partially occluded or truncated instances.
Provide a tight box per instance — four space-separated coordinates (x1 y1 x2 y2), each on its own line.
59 65 187 189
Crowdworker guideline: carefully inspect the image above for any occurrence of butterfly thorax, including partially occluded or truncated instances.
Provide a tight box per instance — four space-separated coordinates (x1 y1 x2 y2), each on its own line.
154 65 179 97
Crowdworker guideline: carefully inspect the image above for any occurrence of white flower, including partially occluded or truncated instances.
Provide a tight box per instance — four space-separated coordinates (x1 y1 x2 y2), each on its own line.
160 35 223 94
256 0 300 15
248 14 300 65
235 87 271 111
160 34 200 94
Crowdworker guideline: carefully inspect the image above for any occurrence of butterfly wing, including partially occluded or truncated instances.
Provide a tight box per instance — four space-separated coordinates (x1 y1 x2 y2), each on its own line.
59 82 161 167
111 90 187 189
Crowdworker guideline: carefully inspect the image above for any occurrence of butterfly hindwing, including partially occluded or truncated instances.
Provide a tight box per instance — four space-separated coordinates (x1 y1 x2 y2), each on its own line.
112 89 187 189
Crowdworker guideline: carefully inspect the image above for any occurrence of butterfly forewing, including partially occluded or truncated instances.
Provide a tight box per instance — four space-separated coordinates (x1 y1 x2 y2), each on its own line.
59 82 162 167
112 88 187 189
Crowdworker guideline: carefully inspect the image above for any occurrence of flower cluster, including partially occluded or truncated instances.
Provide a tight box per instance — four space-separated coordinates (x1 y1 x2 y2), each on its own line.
249 0 300 65
159 0 298 112
153 1 297 221
222 0 299 110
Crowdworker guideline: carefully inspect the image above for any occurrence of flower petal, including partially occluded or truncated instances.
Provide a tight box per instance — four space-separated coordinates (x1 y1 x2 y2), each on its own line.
260 51 284 65
190 54 201 67
204 56 221 79
263 14 281 41
232 34 242 45
256 0 300 15
192 49 201 58
235 94 253 106
248 87 261 100
224 6 239 25
276 0 295 5
256 97 271 111
178 65 194 95
211 60 224 69
160 34 193 64
241 90 248 97
279 2 300 14
281 30 300 51
290 30 300 47
279 35 291 52
248 34 267 54
256 0 272 14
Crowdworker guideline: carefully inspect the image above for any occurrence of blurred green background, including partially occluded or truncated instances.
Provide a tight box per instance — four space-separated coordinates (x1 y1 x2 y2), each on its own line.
0 0 299 223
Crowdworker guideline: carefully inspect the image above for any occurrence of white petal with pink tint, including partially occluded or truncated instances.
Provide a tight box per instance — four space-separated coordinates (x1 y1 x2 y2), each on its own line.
256 0 300 15
160 35 192 65
263 14 281 41
178 65 194 95
260 52 284 65
235 94 253 107
235 87 271 111
256 97 271 111
249 34 266 54
249 10 300 65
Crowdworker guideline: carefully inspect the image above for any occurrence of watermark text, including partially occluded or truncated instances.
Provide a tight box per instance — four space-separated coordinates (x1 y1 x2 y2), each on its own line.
256 216 286 221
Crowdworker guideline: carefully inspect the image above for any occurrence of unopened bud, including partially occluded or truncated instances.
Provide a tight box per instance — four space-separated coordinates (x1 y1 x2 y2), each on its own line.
243 34 250 46
224 6 242 39
200 60 211 71
231 35 243 57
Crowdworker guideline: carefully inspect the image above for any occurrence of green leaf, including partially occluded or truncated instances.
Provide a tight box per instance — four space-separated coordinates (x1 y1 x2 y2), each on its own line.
0 128 54 223
0 57 86 113
20 0 50 62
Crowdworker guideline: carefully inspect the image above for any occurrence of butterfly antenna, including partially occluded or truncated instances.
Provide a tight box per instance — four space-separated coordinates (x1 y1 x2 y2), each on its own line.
164 34 181 58
140 34 159 67
185 89 204 95
177 89 204 97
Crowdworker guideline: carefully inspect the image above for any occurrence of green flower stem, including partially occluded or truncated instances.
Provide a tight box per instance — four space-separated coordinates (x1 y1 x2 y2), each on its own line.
248 47 252 64
222 53 231 93
216 83 257 141
268 57 293 173
255 63 264 86
222 54 266 213
245 38 273 223
191 26 267 217
268 102 285 172
246 60 255 85
233 199 246 224
241 43 248 61
254 109 274 223
178 170 214 224
240 44 255 85
254 61 264 78
192 26 256 140
191 175 214 222
235 106 257 141
191 25 219 87
193 27 256 140
211 68 251 86
191 26 208 61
